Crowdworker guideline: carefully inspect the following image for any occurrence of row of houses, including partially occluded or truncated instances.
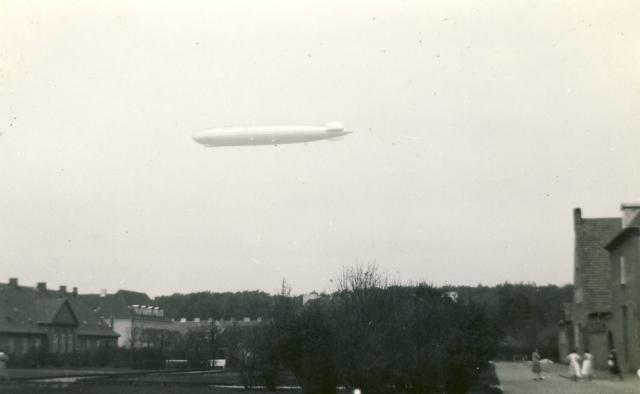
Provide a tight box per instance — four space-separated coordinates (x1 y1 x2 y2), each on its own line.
560 202 640 372
81 289 264 348
0 279 265 359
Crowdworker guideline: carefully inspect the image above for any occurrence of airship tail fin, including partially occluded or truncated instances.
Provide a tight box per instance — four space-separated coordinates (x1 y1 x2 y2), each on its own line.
325 121 344 132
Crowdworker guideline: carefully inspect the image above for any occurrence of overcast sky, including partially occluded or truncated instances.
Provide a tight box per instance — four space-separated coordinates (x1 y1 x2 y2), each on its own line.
1 1 639 296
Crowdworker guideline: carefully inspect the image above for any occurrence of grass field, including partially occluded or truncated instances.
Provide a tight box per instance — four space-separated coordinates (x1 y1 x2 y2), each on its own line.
7 367 150 379
1 368 304 393
0 384 302 394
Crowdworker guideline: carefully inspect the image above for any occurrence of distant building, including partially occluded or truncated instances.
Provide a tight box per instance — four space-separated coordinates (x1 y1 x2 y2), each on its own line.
81 290 176 348
81 289 267 349
0 278 118 359
302 292 320 305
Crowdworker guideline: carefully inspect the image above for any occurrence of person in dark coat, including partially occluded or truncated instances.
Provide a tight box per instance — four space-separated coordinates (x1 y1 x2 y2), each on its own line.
608 348 623 380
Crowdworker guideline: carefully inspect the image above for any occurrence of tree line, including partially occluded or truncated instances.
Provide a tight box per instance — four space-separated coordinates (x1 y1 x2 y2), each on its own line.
153 280 572 363
451 283 572 360
154 290 280 320
147 269 571 392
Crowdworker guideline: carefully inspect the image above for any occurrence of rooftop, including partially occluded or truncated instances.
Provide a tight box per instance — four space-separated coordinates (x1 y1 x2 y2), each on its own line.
0 278 119 337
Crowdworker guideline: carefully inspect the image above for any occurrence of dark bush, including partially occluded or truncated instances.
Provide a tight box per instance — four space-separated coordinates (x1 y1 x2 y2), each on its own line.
259 266 501 394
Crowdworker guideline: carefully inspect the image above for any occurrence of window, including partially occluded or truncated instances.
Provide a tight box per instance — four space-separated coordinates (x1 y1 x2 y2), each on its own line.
621 256 627 285
22 338 28 354
51 332 59 353
575 288 583 303
67 332 73 353
60 332 67 353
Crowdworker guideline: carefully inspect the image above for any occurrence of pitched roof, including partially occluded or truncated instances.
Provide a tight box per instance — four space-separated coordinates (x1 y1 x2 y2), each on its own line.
604 226 640 251
629 211 640 227
0 281 118 337
604 211 640 250
66 296 120 336
117 290 152 306
81 289 168 321
574 216 621 313
35 298 70 324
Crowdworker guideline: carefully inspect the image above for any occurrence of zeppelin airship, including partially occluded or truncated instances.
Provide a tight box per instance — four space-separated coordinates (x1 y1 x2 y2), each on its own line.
192 121 351 147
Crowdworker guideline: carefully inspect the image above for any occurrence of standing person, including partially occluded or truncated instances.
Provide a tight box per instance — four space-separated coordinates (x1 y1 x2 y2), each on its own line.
608 348 623 380
531 349 543 380
581 350 594 381
566 349 582 381
0 351 9 381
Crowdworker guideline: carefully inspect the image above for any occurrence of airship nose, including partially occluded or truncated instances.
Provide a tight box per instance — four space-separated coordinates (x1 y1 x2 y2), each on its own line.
192 132 205 143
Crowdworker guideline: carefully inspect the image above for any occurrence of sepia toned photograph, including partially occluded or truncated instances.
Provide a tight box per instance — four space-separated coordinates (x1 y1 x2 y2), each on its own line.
1 1 639 393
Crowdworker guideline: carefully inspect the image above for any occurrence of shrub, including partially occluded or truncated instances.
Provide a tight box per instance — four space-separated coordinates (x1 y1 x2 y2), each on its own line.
263 266 500 394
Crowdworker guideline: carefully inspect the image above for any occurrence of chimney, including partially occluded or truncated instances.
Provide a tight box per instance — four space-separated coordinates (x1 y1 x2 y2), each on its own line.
37 282 47 292
59 285 67 294
621 203 640 228
100 289 107 297
8 278 18 287
573 208 582 227
72 287 78 296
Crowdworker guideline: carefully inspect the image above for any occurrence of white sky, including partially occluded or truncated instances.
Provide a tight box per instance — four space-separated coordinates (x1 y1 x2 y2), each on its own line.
1 0 639 296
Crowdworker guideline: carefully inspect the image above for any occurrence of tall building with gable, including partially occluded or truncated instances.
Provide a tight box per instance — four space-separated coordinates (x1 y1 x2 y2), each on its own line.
562 203 640 372
0 278 118 359
569 208 621 368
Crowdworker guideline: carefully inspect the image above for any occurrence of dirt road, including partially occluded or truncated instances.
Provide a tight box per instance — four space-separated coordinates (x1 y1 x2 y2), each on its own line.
495 361 640 393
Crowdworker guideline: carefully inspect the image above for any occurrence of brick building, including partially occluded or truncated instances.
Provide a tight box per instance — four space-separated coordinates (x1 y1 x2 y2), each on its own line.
562 203 640 372
0 278 118 359
604 203 640 372
560 208 621 368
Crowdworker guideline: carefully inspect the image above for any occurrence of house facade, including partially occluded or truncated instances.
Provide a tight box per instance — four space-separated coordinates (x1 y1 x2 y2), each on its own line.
0 278 118 360
81 290 267 350
81 290 177 348
563 203 640 372
604 203 640 372
562 208 621 369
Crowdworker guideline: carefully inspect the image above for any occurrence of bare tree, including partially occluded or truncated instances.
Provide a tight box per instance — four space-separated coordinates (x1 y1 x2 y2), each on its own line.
336 262 390 292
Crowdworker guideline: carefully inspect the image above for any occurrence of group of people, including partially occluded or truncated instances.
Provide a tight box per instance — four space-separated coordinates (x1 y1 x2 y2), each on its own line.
532 348 625 382
566 348 624 381
566 349 595 381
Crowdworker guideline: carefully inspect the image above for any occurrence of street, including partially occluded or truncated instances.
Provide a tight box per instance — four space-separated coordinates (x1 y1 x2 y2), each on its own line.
495 362 640 393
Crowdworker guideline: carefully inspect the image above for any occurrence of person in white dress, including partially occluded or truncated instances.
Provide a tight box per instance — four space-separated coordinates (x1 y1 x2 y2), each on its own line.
581 350 593 381
0 351 9 380
566 349 582 381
